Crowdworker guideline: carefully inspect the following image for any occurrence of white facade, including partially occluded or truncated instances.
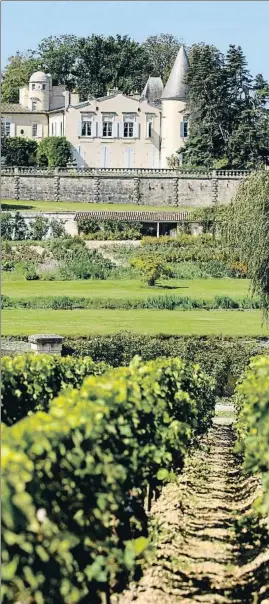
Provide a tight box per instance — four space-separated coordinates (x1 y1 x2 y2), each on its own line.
1 47 190 168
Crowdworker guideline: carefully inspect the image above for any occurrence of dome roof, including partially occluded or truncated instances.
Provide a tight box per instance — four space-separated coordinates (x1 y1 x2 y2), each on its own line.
29 71 49 82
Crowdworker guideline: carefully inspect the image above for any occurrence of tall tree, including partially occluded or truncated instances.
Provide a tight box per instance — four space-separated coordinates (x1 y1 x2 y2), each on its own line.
182 43 269 169
1 52 39 103
32 35 79 89
142 33 183 82
75 34 152 99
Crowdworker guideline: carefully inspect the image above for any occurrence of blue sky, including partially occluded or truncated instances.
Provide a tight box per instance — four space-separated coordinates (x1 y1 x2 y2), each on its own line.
2 1 269 79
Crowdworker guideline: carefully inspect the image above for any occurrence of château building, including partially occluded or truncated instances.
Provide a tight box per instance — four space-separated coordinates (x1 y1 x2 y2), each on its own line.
1 45 189 169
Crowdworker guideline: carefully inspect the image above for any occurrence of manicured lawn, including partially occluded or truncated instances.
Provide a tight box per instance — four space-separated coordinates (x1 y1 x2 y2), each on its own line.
2 278 252 300
2 309 267 336
2 199 195 213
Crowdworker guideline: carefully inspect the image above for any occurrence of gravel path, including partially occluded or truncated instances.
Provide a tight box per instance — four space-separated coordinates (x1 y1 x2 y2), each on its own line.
113 402 269 604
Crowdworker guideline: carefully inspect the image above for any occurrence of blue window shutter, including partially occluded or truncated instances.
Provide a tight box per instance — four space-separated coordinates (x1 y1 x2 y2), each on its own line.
112 122 118 138
77 121 81 136
10 123 16 137
133 122 139 138
119 122 124 138
180 122 185 137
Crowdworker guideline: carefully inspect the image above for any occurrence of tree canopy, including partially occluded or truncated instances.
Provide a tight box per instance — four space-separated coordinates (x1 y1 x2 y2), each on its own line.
225 171 269 315
181 43 269 170
2 33 183 102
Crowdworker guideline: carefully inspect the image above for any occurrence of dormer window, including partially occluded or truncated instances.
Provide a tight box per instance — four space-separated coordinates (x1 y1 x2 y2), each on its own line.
32 101 37 111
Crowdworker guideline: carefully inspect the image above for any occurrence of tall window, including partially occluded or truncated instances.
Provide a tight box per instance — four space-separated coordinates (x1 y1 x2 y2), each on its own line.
103 120 113 137
32 123 38 137
60 121 63 136
42 84 46 90
123 116 135 138
183 115 189 138
1 119 11 137
146 117 153 138
32 83 35 90
32 101 37 111
81 119 92 136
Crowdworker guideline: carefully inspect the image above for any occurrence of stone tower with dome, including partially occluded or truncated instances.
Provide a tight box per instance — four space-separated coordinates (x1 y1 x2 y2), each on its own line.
28 71 52 112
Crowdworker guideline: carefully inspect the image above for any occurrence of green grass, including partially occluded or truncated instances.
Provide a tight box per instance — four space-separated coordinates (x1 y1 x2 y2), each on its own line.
2 309 267 336
2 200 195 213
2 278 252 300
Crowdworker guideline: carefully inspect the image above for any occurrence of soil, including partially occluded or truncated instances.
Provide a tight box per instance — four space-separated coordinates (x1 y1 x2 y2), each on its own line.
113 401 269 604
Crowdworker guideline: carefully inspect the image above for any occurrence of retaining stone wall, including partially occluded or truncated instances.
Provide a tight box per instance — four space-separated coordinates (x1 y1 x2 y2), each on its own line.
1 169 249 207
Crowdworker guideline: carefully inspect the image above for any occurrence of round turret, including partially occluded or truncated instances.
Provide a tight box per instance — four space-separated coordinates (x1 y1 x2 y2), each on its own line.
29 71 51 112
161 46 189 168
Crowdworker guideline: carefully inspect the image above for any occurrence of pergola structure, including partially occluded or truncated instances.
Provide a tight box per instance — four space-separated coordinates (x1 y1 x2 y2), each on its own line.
75 210 193 237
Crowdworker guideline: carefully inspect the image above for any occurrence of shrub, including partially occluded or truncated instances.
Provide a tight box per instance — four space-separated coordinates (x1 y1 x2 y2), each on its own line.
25 265 40 280
2 356 215 603
77 218 143 240
37 137 71 167
1 213 14 240
28 216 49 240
130 254 173 286
50 218 66 238
2 212 29 240
49 237 113 280
2 136 37 166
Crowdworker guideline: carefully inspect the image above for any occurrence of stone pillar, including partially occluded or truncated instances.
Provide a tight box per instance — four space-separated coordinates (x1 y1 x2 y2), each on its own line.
211 170 218 204
133 177 140 204
93 176 100 203
64 219 79 237
28 334 64 355
173 177 179 206
14 175 20 201
54 170 60 201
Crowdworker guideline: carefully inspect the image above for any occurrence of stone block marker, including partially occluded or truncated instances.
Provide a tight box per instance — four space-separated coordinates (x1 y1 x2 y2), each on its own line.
28 334 64 355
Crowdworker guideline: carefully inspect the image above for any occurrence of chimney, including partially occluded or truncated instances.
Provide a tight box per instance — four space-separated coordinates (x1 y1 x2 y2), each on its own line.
107 86 119 97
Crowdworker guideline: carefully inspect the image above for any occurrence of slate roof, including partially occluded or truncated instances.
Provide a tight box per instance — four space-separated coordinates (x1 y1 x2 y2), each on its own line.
161 45 189 101
1 103 44 114
141 77 164 103
1 102 64 114
75 210 191 223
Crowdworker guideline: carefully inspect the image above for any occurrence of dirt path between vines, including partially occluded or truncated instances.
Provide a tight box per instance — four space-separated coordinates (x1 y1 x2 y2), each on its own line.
113 401 269 604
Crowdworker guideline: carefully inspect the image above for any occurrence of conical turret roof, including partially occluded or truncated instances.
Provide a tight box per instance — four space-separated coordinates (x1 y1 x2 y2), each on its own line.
161 45 189 101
